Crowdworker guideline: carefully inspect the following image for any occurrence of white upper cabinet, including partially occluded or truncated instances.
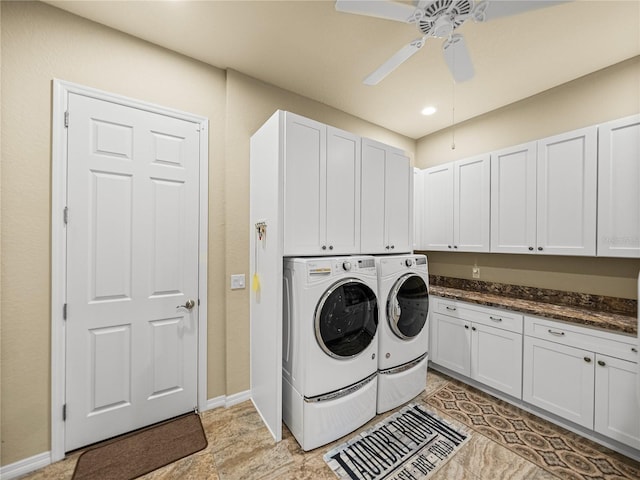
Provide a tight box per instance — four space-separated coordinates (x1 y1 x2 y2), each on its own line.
422 163 454 251
283 113 360 256
597 114 640 258
454 155 491 252
361 138 412 254
413 168 424 251
490 126 597 256
422 155 490 252
491 142 537 254
537 126 597 256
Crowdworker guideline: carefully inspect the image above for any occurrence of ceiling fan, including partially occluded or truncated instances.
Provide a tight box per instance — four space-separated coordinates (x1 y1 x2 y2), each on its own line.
335 0 565 85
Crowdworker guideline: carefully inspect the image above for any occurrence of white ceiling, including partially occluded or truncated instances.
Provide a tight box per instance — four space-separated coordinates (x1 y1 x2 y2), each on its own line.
46 0 640 139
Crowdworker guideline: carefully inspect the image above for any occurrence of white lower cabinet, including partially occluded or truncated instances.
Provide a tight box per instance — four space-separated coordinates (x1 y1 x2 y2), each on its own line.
522 336 595 429
523 315 639 449
594 354 640 450
430 297 523 399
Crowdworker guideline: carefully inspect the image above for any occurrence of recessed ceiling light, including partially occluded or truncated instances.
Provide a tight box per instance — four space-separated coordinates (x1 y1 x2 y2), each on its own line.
421 106 437 116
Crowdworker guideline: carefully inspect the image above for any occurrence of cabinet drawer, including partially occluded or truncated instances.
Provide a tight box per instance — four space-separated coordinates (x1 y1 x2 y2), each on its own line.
525 316 638 363
432 297 523 334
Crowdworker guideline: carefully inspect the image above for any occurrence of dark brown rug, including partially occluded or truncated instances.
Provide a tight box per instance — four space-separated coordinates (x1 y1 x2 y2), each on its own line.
72 413 208 480
425 379 640 480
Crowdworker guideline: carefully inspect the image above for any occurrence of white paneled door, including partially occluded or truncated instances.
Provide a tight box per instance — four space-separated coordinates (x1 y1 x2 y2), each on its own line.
65 93 200 451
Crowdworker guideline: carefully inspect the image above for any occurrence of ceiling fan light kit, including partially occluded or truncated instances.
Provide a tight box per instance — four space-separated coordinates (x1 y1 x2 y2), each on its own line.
336 0 564 86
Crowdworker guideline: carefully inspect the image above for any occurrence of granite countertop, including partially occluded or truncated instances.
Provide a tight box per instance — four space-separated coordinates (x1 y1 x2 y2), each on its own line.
428 279 637 337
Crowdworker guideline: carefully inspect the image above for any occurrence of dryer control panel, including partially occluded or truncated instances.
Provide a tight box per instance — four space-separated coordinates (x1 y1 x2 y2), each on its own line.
306 257 376 278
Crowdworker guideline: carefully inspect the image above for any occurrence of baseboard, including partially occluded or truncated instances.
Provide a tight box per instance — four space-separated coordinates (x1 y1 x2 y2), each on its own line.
203 390 251 412
225 389 251 407
0 451 51 480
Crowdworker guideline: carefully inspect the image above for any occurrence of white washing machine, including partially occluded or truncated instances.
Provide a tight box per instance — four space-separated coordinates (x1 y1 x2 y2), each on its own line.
282 256 379 451
375 254 430 413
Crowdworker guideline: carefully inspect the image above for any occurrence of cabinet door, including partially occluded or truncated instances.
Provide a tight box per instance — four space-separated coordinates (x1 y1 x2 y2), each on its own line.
422 164 454 251
523 336 594 429
471 323 522 399
490 142 537 254
283 113 326 255
594 354 640 449
431 313 471 377
413 168 424 250
325 127 361 254
597 114 640 258
536 127 597 256
386 148 412 253
454 155 490 252
361 139 387 253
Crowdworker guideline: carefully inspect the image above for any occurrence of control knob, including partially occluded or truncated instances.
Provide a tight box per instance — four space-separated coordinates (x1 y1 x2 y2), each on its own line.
405 258 414 267
342 261 352 271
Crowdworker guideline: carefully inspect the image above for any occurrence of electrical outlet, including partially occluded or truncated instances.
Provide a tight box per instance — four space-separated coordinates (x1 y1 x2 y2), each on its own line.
231 274 246 290
472 266 480 279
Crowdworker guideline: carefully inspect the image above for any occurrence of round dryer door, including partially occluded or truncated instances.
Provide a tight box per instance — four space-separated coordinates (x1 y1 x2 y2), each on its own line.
315 279 378 359
387 274 429 339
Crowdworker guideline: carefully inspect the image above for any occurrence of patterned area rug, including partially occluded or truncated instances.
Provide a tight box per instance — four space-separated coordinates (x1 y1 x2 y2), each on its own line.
425 380 640 480
324 403 470 480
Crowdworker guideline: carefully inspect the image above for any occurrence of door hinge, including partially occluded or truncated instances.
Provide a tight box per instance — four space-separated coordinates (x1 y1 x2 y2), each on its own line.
197 299 200 306
63 207 68 224
64 111 69 128
63 303 67 320
62 404 67 421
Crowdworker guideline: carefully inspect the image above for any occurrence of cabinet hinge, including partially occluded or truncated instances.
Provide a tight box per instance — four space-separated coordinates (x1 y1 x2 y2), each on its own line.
63 207 68 224
63 303 67 320
64 111 69 128
63 404 67 421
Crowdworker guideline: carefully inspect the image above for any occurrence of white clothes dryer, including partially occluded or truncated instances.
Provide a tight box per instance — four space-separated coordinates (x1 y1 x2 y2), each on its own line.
375 254 430 413
282 256 379 451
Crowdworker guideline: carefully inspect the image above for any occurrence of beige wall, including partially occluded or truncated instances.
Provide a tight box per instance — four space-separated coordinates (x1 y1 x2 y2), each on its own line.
0 1 415 466
416 57 640 299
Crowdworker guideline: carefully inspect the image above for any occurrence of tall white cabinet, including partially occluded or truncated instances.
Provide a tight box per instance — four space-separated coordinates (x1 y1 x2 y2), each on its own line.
597 114 640 258
249 110 412 443
422 154 490 252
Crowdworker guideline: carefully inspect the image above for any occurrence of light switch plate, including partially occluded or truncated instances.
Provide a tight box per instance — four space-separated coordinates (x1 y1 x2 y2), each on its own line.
472 266 480 279
231 274 246 290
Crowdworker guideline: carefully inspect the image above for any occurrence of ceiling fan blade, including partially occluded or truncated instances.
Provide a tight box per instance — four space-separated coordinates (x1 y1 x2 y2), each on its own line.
482 0 568 21
442 34 474 82
364 38 426 85
335 0 417 23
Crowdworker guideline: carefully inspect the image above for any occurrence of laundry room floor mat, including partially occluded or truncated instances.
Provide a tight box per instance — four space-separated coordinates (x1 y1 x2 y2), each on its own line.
323 403 470 480
72 412 207 480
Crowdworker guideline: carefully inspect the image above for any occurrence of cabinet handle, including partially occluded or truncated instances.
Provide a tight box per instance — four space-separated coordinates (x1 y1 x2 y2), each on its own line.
445 306 457 311
322 245 327 250
489 316 502 322
584 357 592 363
597 360 606 367
448 245 452 249
471 326 476 331
385 245 390 250
632 347 638 353
548 329 565 336
453 245 458 249
391 245 395 249
528 246 534 251
329 245 334 250
464 325 469 329
538 247 543 251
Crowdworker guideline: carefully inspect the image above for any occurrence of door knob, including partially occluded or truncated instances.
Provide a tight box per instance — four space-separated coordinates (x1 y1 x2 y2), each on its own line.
177 299 196 311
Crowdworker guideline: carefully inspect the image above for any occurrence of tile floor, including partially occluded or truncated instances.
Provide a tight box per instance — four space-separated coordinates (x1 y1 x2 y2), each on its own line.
21 369 639 479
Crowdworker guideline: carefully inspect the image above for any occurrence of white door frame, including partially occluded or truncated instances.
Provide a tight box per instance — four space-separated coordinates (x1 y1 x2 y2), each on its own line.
51 79 209 461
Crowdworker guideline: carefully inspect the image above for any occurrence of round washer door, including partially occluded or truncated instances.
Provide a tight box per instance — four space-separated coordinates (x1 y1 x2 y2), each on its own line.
387 274 429 340
315 279 378 359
